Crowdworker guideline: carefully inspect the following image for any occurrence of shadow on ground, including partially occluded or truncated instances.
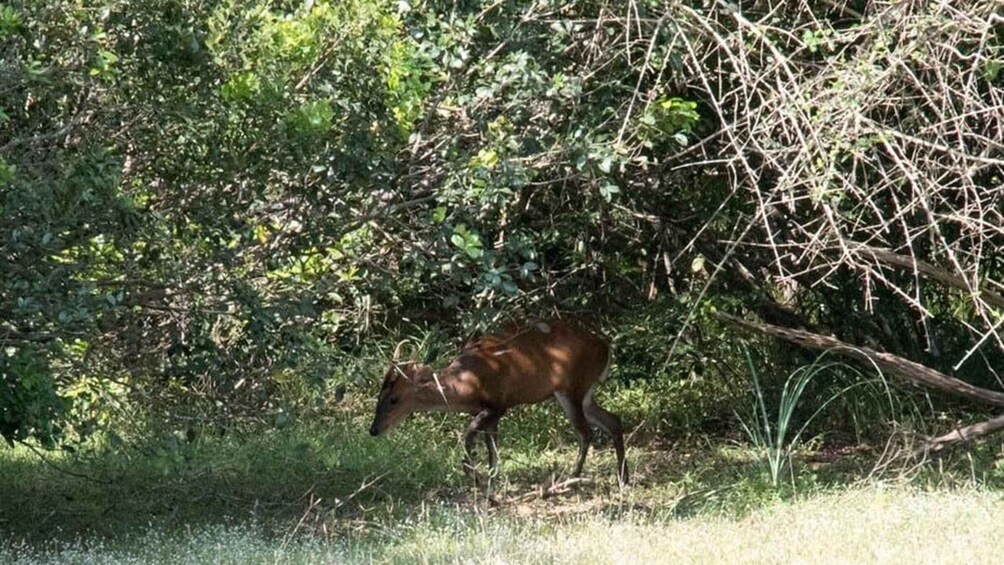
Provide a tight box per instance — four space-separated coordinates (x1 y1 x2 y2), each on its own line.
0 420 886 543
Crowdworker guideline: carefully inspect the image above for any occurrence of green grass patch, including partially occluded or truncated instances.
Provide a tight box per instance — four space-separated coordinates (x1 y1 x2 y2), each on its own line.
0 412 461 542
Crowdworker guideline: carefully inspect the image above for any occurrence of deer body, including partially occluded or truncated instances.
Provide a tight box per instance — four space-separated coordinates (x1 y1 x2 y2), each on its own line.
369 320 628 485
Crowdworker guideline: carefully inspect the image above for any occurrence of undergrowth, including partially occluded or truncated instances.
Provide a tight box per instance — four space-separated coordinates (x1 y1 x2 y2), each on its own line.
3 343 1004 562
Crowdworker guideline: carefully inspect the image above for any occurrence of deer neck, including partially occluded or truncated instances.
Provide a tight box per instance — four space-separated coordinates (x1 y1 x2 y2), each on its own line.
418 368 478 413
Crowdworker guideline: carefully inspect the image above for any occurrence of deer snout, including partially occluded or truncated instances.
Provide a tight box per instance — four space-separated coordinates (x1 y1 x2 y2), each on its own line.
369 422 381 436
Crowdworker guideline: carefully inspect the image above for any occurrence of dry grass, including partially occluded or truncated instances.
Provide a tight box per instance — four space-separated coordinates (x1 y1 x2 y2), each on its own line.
357 486 1004 564
551 488 1004 564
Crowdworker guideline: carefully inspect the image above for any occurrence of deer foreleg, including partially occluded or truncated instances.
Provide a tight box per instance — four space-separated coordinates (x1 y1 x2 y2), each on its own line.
463 409 493 479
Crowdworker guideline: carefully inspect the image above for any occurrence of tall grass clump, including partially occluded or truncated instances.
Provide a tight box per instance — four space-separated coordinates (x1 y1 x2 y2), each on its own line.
738 348 893 486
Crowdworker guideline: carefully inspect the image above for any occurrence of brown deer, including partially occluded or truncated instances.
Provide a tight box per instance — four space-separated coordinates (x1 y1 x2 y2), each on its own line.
369 320 628 485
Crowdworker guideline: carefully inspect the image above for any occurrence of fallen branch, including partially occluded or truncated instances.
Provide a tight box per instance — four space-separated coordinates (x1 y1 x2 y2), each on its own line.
714 313 1004 407
924 413 1004 453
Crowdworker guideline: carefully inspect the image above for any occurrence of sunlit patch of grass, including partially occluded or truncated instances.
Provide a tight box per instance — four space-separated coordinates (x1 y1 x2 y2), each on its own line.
3 487 1003 564
0 522 346 565
540 488 1004 564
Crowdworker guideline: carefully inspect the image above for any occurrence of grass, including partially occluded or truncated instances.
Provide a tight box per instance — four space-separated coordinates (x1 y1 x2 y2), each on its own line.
3 487 1004 564
0 412 460 541
3 380 1004 564
737 348 894 486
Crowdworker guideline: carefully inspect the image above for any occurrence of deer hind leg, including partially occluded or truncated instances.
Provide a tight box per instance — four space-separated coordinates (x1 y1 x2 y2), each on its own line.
583 386 629 485
555 391 592 477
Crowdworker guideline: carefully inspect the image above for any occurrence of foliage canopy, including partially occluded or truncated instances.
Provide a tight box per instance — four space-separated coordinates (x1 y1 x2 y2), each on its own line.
1 0 1002 446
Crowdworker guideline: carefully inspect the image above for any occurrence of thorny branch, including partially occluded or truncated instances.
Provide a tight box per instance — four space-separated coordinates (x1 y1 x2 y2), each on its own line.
671 0 1004 362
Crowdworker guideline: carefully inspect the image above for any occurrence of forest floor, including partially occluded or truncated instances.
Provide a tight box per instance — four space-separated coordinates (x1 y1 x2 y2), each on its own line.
2 413 1003 564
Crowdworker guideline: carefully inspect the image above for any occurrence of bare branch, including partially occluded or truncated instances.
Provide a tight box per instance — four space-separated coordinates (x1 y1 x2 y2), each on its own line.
924 413 1004 453
715 313 1004 407
852 244 1004 311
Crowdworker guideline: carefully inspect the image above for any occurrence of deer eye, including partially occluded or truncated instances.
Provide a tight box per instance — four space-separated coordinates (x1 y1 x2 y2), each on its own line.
389 397 399 405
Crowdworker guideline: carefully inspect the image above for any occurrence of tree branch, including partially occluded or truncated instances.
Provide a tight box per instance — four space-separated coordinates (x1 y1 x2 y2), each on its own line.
924 413 1004 453
852 244 1004 311
714 313 1004 407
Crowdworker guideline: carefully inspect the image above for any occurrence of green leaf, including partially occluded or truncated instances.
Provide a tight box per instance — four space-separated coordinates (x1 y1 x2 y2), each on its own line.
0 5 21 38
0 157 14 183
470 148 499 170
432 206 447 223
450 224 484 259
984 60 1002 82
600 183 620 202
287 99 334 137
221 71 261 103
519 261 538 278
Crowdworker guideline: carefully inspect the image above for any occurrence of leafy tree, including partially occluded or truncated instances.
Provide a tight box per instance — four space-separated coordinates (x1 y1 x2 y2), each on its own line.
2 0 1001 449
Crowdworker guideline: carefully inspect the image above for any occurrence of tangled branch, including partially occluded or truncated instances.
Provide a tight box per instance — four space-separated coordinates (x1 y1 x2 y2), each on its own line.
676 0 1004 363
